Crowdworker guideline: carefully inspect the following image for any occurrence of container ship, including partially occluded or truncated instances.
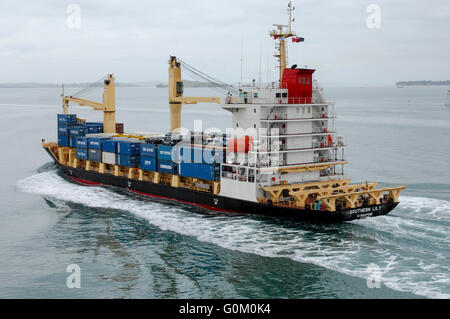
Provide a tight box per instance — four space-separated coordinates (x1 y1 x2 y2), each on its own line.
42 2 406 221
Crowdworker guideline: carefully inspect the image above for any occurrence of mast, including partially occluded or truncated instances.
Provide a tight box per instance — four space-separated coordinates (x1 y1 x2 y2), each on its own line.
269 1 297 86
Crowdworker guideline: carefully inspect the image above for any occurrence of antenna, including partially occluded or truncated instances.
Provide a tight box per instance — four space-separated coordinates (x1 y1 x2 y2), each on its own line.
258 43 262 84
240 38 244 83
269 1 299 86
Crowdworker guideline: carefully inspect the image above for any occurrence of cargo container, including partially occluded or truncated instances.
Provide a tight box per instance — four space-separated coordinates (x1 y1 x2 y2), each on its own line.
157 145 174 161
178 162 220 181
69 126 88 137
117 154 140 167
140 156 157 171
70 136 78 148
117 141 140 155
87 125 101 134
88 148 102 162
88 137 109 150
102 140 117 153
57 125 69 135
116 123 124 134
76 148 88 160
179 146 223 164
76 137 88 149
57 114 77 126
141 143 157 157
102 152 116 165
158 159 176 174
58 134 69 147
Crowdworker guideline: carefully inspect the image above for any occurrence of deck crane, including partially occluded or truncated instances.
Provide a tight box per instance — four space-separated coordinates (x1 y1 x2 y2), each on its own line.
61 74 116 133
168 56 222 132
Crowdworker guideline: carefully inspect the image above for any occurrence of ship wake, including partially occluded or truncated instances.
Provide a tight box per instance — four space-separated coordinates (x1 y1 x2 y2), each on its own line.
16 170 450 299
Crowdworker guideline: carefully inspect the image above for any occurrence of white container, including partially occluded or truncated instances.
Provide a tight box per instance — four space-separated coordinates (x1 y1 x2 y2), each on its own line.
102 152 116 165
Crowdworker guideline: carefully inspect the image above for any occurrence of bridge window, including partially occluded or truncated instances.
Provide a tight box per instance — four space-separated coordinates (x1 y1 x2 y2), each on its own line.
276 93 281 98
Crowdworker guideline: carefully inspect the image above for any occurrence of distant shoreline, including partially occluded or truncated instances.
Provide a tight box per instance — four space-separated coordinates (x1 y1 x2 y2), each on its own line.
0 82 143 89
395 80 450 86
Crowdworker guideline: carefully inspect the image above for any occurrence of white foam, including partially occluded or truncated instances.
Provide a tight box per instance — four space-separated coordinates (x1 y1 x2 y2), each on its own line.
16 171 450 299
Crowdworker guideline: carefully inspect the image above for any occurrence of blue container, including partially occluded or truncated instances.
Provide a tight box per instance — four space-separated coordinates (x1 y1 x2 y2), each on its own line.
69 136 78 148
140 156 157 171
76 137 88 149
157 145 174 161
102 140 117 153
117 154 140 167
87 125 98 134
57 125 69 135
69 126 88 136
57 114 77 126
88 137 108 150
179 162 220 181
117 141 141 155
57 134 69 147
76 148 88 160
88 148 102 162
158 160 176 174
141 143 157 157
86 124 104 134
179 146 218 164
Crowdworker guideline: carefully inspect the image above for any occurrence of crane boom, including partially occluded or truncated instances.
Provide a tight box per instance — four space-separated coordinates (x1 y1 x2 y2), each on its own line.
62 74 116 133
168 56 221 132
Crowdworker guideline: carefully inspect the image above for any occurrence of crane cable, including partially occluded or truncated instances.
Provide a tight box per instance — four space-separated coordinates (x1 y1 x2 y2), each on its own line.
68 75 108 98
177 58 238 95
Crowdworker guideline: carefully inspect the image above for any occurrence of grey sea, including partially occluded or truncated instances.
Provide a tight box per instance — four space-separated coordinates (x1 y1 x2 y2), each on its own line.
1 85 449 298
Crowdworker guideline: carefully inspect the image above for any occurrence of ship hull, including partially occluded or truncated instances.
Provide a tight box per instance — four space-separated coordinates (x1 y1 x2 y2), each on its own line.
49 164 397 223
44 142 397 222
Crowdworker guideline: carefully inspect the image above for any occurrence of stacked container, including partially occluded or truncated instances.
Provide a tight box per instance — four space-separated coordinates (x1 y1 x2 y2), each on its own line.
102 139 117 165
177 145 222 181
140 143 157 171
57 114 77 147
75 137 88 160
157 144 177 174
117 140 141 168
87 135 108 163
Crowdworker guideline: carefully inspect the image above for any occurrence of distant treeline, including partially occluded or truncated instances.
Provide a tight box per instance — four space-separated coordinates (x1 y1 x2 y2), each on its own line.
0 82 141 88
156 80 224 88
396 80 450 86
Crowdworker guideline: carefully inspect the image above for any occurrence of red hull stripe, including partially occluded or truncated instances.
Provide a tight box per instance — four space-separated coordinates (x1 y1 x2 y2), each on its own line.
70 176 104 186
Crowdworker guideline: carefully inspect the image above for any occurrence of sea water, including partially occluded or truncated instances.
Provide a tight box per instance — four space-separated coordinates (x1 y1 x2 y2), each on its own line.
1 85 449 298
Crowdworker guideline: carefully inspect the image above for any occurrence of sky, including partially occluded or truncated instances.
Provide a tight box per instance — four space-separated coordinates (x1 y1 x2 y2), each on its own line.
0 0 449 86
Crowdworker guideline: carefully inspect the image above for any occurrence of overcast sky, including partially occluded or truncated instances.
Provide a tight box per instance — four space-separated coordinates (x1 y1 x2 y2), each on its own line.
1 0 449 85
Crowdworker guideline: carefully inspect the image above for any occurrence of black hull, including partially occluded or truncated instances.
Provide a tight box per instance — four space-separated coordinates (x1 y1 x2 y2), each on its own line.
44 144 398 222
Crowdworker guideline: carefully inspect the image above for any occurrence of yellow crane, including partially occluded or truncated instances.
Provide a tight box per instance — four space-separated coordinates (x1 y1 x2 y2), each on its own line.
62 74 116 133
168 56 221 132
